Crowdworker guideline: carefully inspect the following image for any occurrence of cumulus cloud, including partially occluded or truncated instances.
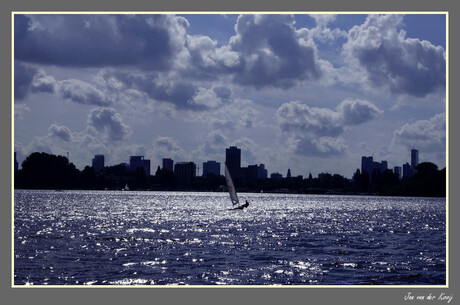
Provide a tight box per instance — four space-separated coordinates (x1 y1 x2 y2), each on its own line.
229 14 321 89
208 98 260 131
48 123 73 142
276 99 382 157
87 107 131 141
14 104 30 120
15 14 189 70
343 14 445 97
337 99 384 125
152 136 187 161
14 62 57 100
184 35 241 79
60 79 111 106
201 130 229 156
392 113 446 152
288 136 346 157
309 14 347 44
97 70 225 111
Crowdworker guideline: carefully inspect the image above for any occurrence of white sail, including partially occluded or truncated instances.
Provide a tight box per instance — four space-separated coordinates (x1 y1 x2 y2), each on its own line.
225 164 239 206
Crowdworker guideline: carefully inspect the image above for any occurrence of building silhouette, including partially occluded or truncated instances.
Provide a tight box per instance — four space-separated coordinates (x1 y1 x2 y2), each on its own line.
271 172 282 180
92 154 105 172
130 156 151 176
411 148 419 174
361 156 388 180
257 164 268 179
403 162 412 178
394 166 402 179
14 152 18 172
225 146 241 178
174 162 196 189
162 158 174 172
203 160 220 177
287 168 291 178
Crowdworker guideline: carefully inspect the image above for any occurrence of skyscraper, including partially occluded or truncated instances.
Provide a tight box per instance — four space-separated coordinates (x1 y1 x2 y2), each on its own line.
257 164 268 179
225 146 241 178
130 156 151 176
174 162 196 189
203 160 220 177
162 158 174 172
411 148 419 172
92 154 104 172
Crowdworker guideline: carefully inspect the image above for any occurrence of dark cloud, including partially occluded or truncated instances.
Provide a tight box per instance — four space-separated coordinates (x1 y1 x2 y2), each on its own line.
14 62 56 100
87 107 130 141
14 14 187 70
344 14 445 97
99 70 226 111
229 14 321 89
48 123 72 142
60 79 110 106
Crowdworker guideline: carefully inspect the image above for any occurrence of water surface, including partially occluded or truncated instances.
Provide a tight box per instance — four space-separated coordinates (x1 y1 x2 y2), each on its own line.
14 190 446 285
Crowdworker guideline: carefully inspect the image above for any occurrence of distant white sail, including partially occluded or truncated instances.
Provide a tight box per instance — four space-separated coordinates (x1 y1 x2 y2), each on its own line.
225 164 239 206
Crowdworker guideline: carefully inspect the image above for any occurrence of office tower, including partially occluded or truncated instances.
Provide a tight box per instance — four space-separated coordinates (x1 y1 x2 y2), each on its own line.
203 160 220 177
270 172 282 180
287 168 291 178
257 164 268 179
361 156 388 181
411 148 419 172
394 166 402 179
225 146 241 178
403 162 412 178
130 156 151 176
162 158 174 172
174 162 196 189
92 154 105 172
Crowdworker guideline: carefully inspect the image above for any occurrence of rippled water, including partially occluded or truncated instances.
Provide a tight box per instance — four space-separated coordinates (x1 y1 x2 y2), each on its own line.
14 190 446 285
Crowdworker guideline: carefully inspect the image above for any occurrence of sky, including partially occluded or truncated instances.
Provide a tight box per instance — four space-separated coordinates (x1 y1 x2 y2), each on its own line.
13 13 447 178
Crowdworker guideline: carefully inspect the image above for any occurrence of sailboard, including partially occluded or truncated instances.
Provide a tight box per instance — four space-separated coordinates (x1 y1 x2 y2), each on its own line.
225 164 249 210
225 164 239 206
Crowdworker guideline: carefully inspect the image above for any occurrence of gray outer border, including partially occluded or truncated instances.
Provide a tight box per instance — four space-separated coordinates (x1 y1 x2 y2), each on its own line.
2 0 456 304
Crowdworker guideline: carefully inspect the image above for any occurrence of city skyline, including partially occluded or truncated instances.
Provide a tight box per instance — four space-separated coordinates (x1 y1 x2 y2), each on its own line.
14 13 447 178
15 145 435 182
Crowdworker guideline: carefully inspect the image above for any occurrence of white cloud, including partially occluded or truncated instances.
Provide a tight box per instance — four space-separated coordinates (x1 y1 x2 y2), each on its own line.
276 99 382 157
229 14 322 89
392 113 446 153
342 14 445 97
87 107 131 142
60 79 111 106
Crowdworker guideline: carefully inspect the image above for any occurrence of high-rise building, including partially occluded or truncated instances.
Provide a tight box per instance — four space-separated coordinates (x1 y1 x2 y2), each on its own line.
225 146 241 178
92 154 105 172
361 156 388 180
270 172 282 180
257 164 268 179
403 162 412 178
394 166 402 179
411 148 419 172
130 156 151 176
174 162 196 189
287 168 291 178
203 160 220 177
162 158 174 172
246 164 258 180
